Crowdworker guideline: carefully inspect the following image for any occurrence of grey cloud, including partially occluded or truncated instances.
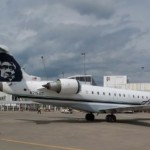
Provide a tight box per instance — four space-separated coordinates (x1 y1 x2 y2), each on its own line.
2 0 116 20
65 0 116 19
14 19 140 80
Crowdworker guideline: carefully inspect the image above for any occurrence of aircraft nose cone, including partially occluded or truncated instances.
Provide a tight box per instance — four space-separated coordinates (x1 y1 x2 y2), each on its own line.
0 82 3 92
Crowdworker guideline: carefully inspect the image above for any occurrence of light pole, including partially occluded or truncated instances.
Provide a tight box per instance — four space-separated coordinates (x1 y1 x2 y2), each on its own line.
141 66 144 90
41 56 48 80
62 72 64 78
81 52 86 83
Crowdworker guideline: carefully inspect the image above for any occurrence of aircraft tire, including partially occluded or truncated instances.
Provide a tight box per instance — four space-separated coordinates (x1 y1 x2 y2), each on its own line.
106 114 116 122
85 113 95 121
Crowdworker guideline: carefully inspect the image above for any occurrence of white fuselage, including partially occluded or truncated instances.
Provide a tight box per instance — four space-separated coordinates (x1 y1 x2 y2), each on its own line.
2 81 150 113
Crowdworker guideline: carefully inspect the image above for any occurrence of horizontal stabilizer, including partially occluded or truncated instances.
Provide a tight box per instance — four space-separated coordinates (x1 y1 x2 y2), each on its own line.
0 45 9 54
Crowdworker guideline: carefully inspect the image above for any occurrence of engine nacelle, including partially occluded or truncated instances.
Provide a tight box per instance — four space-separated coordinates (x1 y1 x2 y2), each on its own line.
43 79 80 94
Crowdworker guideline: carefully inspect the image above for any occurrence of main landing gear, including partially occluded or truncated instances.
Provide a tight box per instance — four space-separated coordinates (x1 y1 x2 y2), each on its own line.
85 113 95 121
85 113 117 122
105 114 116 122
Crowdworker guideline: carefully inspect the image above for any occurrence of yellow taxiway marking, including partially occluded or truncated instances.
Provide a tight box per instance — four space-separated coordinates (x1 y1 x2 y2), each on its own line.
1 138 84 150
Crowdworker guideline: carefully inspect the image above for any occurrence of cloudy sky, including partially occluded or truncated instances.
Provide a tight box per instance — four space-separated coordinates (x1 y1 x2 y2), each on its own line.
1 0 150 84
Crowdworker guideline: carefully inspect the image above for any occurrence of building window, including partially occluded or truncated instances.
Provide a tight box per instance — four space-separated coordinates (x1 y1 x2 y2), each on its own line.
0 96 6 100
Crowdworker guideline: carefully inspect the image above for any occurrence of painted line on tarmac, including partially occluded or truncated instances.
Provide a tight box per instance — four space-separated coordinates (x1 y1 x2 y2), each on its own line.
0 138 84 150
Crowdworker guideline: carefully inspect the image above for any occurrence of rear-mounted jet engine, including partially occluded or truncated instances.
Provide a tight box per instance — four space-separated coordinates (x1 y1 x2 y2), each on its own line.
43 79 81 94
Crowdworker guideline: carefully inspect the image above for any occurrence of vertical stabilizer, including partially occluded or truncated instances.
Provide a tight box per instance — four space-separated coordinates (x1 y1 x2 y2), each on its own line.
0 45 23 81
22 69 41 81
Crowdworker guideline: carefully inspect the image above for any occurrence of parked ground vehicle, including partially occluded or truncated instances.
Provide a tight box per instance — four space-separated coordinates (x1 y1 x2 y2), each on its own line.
60 108 73 114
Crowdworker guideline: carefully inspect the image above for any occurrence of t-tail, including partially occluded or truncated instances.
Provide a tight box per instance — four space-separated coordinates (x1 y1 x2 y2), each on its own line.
0 45 40 82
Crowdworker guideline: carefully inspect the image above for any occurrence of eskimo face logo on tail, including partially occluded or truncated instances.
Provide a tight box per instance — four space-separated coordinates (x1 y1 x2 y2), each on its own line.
0 53 23 81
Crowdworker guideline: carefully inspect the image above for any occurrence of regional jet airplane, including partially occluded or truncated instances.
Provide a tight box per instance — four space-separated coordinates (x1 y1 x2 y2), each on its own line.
0 45 150 122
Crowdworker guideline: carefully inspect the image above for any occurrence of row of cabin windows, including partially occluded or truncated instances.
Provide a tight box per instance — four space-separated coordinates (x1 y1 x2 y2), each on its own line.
90 91 149 100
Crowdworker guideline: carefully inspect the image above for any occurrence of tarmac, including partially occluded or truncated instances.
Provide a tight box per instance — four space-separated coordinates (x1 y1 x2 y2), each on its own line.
0 111 150 150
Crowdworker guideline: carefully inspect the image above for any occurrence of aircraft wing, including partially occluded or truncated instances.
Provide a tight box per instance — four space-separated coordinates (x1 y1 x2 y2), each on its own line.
100 105 150 113
71 102 150 113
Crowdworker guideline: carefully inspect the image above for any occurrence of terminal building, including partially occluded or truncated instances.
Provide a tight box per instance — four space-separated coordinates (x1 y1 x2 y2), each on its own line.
0 91 38 111
68 75 97 85
104 75 150 91
0 91 11 101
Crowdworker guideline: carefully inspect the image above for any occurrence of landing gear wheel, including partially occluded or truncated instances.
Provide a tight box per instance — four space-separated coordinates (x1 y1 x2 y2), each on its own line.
85 113 95 121
106 114 116 122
